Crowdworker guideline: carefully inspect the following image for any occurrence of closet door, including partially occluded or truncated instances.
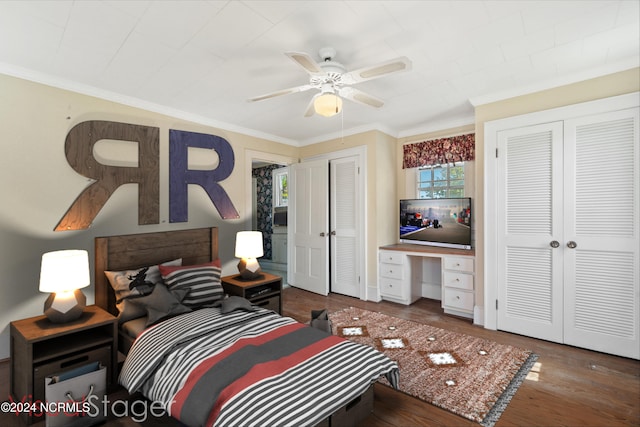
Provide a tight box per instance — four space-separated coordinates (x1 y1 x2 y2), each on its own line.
563 108 639 359
330 156 360 298
288 159 329 295
496 122 564 342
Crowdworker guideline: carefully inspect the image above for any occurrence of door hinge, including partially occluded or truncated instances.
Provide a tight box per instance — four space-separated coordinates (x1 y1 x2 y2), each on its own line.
496 299 498 310
357 166 360 174
358 276 361 283
495 148 499 158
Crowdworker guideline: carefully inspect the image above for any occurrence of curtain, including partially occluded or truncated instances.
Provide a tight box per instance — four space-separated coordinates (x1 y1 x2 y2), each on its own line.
402 133 475 169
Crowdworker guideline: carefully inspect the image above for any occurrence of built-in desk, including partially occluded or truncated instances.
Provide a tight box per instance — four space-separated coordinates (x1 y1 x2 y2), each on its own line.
379 244 475 318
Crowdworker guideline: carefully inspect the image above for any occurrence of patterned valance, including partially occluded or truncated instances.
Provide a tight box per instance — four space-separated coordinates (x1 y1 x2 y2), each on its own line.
402 133 475 169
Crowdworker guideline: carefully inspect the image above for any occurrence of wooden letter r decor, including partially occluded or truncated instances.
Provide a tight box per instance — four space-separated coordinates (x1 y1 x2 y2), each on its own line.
55 121 239 231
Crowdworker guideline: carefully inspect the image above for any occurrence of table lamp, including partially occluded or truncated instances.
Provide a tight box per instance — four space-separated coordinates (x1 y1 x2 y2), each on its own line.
39 249 90 323
235 231 264 280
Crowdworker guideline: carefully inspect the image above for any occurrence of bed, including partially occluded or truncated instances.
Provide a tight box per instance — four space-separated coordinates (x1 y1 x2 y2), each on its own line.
94 227 399 427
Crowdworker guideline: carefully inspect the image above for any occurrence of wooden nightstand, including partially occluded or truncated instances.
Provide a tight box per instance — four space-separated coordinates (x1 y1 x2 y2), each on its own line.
9 305 117 424
221 272 283 314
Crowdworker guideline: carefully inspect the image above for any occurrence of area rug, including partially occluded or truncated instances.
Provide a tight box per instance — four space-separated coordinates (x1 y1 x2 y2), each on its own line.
329 307 538 427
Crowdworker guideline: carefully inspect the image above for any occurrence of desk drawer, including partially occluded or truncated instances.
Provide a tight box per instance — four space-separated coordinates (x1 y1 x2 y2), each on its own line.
379 251 404 265
443 288 473 312
379 263 404 280
444 256 474 273
380 279 405 299
443 271 473 290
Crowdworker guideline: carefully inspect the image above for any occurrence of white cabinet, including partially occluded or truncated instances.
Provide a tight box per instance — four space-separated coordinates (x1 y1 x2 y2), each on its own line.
378 250 416 305
271 233 287 264
442 256 474 317
378 247 475 318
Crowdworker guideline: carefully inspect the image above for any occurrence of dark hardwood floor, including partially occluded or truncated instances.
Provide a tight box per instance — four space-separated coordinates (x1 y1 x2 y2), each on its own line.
2 286 638 426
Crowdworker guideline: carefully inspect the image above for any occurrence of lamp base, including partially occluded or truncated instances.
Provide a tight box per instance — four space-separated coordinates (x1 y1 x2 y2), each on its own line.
237 258 262 280
43 289 86 323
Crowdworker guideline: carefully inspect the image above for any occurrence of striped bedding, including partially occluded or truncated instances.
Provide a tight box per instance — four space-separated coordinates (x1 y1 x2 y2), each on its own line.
119 307 399 427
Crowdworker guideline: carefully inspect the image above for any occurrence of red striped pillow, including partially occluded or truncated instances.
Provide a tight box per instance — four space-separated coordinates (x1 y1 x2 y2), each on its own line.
159 260 223 308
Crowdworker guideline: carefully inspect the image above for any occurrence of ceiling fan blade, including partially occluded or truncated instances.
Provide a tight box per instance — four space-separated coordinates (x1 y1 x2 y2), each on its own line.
285 51 323 74
341 56 412 84
248 84 313 102
338 87 384 108
303 95 318 117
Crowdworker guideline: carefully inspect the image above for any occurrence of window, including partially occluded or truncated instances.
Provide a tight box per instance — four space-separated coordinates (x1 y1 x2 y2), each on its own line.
273 167 288 207
417 163 465 199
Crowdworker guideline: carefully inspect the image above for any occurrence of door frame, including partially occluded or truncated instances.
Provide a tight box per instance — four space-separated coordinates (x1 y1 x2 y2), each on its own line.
245 149 296 225
302 145 368 300
483 92 639 330
245 149 296 272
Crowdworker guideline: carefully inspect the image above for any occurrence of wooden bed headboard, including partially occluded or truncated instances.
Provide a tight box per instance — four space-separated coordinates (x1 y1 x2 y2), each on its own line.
94 227 219 316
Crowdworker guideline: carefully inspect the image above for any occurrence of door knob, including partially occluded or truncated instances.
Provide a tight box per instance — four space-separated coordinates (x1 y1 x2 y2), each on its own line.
550 240 560 248
330 230 336 236
320 232 327 237
567 241 577 249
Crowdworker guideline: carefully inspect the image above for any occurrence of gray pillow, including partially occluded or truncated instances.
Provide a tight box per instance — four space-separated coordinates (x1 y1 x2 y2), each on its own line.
104 258 182 323
129 283 191 326
217 296 254 313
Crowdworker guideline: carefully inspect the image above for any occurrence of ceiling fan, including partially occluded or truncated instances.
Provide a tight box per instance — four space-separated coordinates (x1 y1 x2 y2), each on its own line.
248 47 412 117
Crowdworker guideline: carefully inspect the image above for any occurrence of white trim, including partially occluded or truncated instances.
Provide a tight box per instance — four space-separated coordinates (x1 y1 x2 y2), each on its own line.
397 116 475 139
302 146 368 301
470 60 639 107
0 63 301 147
483 91 640 330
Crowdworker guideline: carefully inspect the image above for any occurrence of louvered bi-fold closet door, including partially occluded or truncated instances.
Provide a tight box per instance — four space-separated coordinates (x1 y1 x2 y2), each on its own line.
330 156 360 298
496 122 565 343
563 108 639 359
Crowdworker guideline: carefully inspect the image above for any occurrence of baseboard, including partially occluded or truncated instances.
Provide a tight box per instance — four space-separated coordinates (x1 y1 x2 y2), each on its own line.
367 286 381 302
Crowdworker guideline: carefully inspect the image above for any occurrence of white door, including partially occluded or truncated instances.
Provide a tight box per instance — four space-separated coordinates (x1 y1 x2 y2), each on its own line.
330 156 360 298
288 159 329 295
496 122 565 343
563 108 639 359
496 108 639 359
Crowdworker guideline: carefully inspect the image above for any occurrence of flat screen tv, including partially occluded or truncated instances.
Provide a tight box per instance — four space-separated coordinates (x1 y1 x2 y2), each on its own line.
399 198 472 250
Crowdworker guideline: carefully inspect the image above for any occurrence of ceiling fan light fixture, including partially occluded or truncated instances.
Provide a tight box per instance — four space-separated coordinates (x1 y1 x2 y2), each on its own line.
314 93 342 117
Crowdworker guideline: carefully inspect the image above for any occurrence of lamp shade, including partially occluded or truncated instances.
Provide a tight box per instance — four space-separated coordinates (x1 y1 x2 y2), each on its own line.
314 93 343 117
39 250 90 293
235 231 264 259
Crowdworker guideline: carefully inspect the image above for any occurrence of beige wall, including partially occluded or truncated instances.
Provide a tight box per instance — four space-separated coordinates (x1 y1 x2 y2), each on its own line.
473 67 640 318
0 74 297 359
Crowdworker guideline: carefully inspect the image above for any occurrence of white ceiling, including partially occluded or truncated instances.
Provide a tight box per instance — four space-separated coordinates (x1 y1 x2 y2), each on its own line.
0 1 638 146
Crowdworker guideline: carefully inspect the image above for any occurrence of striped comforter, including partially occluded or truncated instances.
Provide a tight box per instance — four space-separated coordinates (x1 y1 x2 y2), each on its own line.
119 307 399 427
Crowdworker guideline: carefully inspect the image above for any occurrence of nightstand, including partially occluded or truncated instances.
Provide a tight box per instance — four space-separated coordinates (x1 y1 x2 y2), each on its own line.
10 305 117 424
222 272 283 314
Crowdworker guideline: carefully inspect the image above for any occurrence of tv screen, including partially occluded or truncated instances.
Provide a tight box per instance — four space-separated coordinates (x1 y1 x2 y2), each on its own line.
399 198 472 250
